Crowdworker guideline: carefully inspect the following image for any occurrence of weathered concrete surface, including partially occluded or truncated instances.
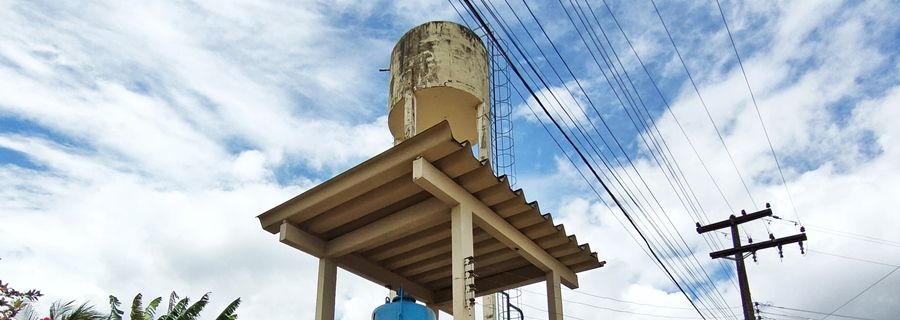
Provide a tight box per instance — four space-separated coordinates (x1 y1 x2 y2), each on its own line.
388 21 489 145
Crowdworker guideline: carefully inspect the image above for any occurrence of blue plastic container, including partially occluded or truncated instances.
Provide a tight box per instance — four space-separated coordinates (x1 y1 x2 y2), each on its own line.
371 291 435 320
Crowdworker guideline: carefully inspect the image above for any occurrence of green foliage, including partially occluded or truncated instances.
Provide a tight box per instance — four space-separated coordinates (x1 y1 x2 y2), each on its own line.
0 279 42 320
107 292 239 320
107 296 123 320
47 301 105 320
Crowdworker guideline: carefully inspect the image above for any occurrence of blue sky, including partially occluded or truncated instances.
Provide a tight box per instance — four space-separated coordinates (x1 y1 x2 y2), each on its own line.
1 0 899 319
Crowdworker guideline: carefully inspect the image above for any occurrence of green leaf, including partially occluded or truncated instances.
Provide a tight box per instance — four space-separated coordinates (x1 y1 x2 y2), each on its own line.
107 296 123 320
166 298 189 319
214 298 240 320
60 302 105 320
143 297 162 320
173 293 208 320
166 292 179 315
130 294 143 320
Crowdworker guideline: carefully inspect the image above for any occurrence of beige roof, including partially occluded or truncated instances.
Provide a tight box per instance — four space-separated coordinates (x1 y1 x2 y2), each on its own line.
258 121 604 309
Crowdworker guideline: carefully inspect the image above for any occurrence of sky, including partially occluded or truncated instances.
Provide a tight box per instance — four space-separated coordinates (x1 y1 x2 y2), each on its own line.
1 0 898 320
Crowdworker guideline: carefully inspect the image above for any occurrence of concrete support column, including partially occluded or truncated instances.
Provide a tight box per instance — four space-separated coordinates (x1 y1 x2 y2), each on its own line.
403 91 417 141
315 257 337 320
476 102 491 162
546 271 563 320
451 204 475 320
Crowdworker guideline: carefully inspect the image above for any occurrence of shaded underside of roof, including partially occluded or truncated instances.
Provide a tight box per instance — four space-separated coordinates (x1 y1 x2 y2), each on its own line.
257 121 604 307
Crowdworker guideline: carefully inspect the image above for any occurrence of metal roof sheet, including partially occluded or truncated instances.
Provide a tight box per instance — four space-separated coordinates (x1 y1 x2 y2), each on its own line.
257 121 604 310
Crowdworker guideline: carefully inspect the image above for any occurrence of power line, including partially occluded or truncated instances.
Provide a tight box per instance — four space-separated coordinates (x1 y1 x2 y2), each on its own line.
648 0 759 212
713 0 803 226
821 265 900 319
808 249 899 268
768 217 900 248
757 303 879 320
459 0 708 317
485 0 735 316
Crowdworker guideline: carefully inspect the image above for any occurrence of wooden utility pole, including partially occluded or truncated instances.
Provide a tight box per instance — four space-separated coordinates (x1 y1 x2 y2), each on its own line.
696 205 807 320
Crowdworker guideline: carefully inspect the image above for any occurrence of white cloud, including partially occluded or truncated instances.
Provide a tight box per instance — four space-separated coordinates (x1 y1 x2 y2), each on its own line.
0 1 897 320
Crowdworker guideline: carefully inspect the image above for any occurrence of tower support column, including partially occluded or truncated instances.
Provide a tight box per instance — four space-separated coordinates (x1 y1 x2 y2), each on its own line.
451 204 475 320
546 271 563 320
315 257 337 320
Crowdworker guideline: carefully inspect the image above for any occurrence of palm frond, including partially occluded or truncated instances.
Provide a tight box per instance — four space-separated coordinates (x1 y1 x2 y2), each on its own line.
107 296 123 320
165 298 189 320
143 297 162 320
166 292 178 315
130 294 143 320
61 302 105 320
173 293 208 320
49 300 75 319
214 298 240 320
12 302 39 320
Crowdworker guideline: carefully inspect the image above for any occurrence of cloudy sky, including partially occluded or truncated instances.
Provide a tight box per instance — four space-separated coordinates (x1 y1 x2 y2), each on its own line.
1 0 898 319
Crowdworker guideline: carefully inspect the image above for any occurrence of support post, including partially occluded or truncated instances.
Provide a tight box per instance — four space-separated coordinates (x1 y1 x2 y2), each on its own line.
546 272 563 320
451 204 475 320
315 257 337 320
730 221 754 320
403 91 416 142
476 102 491 162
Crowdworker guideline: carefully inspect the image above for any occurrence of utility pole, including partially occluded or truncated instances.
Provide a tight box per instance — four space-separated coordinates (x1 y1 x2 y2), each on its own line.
696 204 807 320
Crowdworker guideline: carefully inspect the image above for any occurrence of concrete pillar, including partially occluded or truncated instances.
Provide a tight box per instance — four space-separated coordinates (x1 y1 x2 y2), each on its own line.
451 204 475 320
315 257 337 320
476 102 491 162
546 272 563 320
403 91 416 141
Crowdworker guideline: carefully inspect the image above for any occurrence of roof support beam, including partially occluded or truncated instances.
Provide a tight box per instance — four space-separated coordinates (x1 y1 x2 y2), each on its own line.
335 254 435 304
325 198 447 257
412 157 579 288
280 221 326 257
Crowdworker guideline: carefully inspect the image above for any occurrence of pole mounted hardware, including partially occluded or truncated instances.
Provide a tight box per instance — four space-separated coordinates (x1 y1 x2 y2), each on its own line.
696 204 808 320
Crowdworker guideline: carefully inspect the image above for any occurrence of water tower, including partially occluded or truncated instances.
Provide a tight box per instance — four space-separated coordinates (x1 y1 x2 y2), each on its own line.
257 21 604 320
388 21 491 160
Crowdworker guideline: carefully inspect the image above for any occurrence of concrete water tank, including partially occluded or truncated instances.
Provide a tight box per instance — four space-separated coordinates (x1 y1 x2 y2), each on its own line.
388 21 490 150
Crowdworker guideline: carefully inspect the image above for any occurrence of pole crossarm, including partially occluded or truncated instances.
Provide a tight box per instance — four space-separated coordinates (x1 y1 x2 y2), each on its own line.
696 208 772 234
411 157 580 288
710 233 807 259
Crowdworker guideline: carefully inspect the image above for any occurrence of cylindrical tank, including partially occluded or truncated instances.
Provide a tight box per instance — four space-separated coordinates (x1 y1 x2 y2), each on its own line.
372 295 436 320
388 21 490 145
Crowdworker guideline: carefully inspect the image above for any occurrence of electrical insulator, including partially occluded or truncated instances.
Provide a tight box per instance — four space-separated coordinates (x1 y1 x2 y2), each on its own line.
800 226 806 233
741 209 747 215
799 241 805 255
769 233 775 241
748 237 753 244
777 245 784 259
765 202 771 208
752 251 757 263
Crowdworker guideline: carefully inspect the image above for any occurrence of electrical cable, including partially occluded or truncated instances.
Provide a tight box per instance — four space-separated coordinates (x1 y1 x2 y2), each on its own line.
460 0 708 317
713 0 803 226
491 0 734 315
821 265 899 319
756 303 878 320
648 0 759 212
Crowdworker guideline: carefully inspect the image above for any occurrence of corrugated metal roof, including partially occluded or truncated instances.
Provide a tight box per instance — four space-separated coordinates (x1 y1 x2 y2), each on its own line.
257 121 604 309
